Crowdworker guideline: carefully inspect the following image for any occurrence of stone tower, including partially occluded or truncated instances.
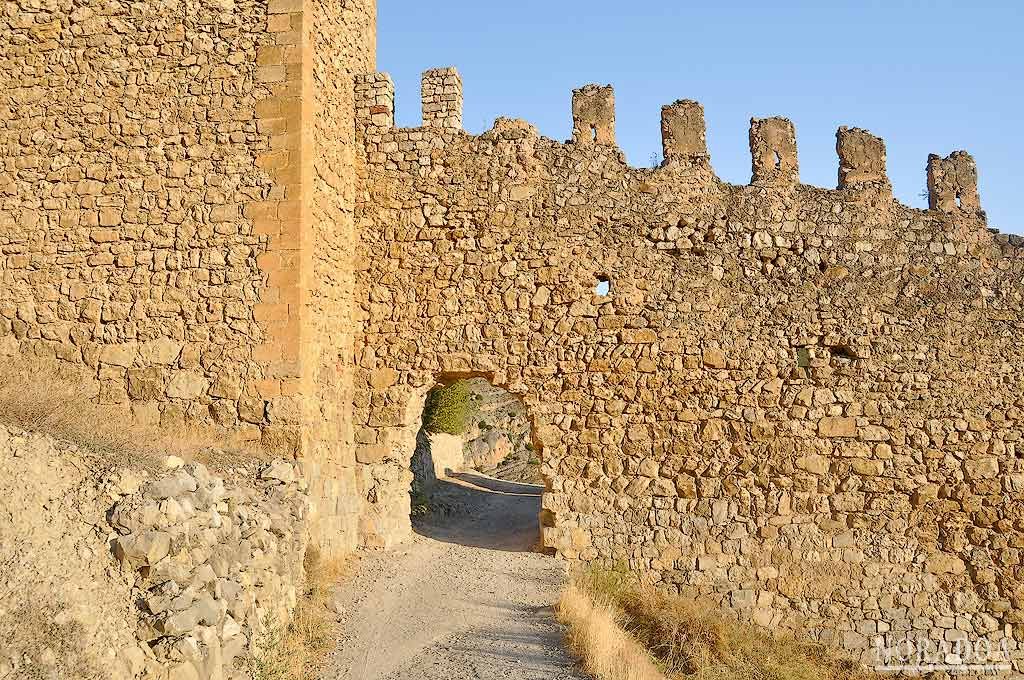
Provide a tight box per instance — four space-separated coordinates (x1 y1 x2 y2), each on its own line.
0 0 379 556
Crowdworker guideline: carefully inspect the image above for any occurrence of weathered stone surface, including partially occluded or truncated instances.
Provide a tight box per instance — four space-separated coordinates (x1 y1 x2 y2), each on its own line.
106 456 310 679
115 531 171 567
350 52 1024 668
818 417 857 438
3 0 1023 671
166 373 209 400
145 473 199 501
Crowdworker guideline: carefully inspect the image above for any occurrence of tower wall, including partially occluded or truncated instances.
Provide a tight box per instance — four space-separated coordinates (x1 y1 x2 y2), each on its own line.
0 0 378 555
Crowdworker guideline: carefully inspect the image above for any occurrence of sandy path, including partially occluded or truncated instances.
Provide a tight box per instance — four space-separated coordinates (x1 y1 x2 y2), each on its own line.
324 472 586 680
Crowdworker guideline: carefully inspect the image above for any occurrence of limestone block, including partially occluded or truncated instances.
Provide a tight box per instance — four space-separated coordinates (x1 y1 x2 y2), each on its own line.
100 343 139 368
115 531 172 567
128 368 165 401
167 372 209 400
818 417 857 438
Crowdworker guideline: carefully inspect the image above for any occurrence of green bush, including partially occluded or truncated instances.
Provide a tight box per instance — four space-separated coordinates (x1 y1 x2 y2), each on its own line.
422 381 470 435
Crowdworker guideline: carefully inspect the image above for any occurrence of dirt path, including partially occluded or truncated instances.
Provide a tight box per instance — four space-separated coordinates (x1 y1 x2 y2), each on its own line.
324 472 586 680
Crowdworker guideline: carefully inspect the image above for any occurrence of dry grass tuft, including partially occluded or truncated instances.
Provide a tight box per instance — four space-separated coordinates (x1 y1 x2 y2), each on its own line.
0 356 271 471
557 581 666 680
571 569 877 680
247 547 350 680
0 601 105 680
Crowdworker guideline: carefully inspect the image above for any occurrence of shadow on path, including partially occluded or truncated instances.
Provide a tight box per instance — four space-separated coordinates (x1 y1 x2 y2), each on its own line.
449 471 544 496
412 472 542 553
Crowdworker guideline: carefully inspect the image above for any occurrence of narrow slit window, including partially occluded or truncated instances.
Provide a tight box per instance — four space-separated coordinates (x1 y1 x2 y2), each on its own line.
774 151 783 170
595 275 611 297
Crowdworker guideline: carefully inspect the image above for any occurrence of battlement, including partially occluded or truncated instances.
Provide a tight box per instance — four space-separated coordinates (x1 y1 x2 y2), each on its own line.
421 67 463 130
837 126 888 189
928 150 982 216
661 100 708 164
354 66 986 219
572 84 616 146
749 116 798 186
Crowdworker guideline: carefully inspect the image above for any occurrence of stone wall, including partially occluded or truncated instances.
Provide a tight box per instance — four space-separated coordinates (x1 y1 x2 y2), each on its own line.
304 0 375 556
0 0 376 556
8 0 1024 669
0 0 278 439
352 69 1024 667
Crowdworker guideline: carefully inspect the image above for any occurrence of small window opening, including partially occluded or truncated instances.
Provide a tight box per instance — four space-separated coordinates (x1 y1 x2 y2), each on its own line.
796 347 811 368
594 275 611 297
955 193 963 209
830 345 858 361
773 151 783 170
591 124 598 142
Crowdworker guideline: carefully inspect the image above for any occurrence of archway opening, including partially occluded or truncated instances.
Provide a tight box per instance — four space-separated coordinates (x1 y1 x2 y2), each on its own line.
408 376 542 552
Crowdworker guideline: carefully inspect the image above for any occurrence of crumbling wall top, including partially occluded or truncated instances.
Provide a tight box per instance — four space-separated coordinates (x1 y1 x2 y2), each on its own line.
353 66 998 230
837 126 889 190
749 117 798 186
928 150 982 217
571 84 616 147
661 100 708 165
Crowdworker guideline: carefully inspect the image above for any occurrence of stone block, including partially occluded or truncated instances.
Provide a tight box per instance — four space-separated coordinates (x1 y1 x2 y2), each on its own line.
167 371 209 400
819 417 857 438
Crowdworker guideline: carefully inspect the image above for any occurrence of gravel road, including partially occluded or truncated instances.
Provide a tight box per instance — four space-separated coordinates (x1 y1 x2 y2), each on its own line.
324 472 586 680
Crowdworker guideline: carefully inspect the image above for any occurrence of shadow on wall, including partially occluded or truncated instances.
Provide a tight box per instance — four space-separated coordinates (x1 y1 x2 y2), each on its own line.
410 426 469 489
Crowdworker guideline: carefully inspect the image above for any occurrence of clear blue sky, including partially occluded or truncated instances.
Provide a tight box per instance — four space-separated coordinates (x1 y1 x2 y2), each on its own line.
379 1 1022 234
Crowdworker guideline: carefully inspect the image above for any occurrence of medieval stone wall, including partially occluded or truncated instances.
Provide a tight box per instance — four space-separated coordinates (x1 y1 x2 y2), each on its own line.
0 0 279 438
0 0 376 555
353 70 1024 666
7 0 1024 668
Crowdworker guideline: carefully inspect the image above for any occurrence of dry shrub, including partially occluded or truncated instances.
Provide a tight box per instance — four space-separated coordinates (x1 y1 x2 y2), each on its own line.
0 356 270 471
556 582 666 680
248 547 350 680
574 569 877 680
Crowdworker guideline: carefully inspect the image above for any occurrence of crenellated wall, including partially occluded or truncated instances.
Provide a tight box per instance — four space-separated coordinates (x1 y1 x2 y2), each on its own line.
6 3 1024 670
352 68 1024 668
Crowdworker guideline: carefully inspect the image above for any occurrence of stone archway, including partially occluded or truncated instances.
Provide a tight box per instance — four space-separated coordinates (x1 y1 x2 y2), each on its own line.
354 367 556 553
406 375 546 551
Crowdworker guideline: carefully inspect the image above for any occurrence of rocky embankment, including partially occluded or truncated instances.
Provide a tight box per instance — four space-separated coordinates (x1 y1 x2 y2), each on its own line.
463 379 540 485
0 425 310 680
